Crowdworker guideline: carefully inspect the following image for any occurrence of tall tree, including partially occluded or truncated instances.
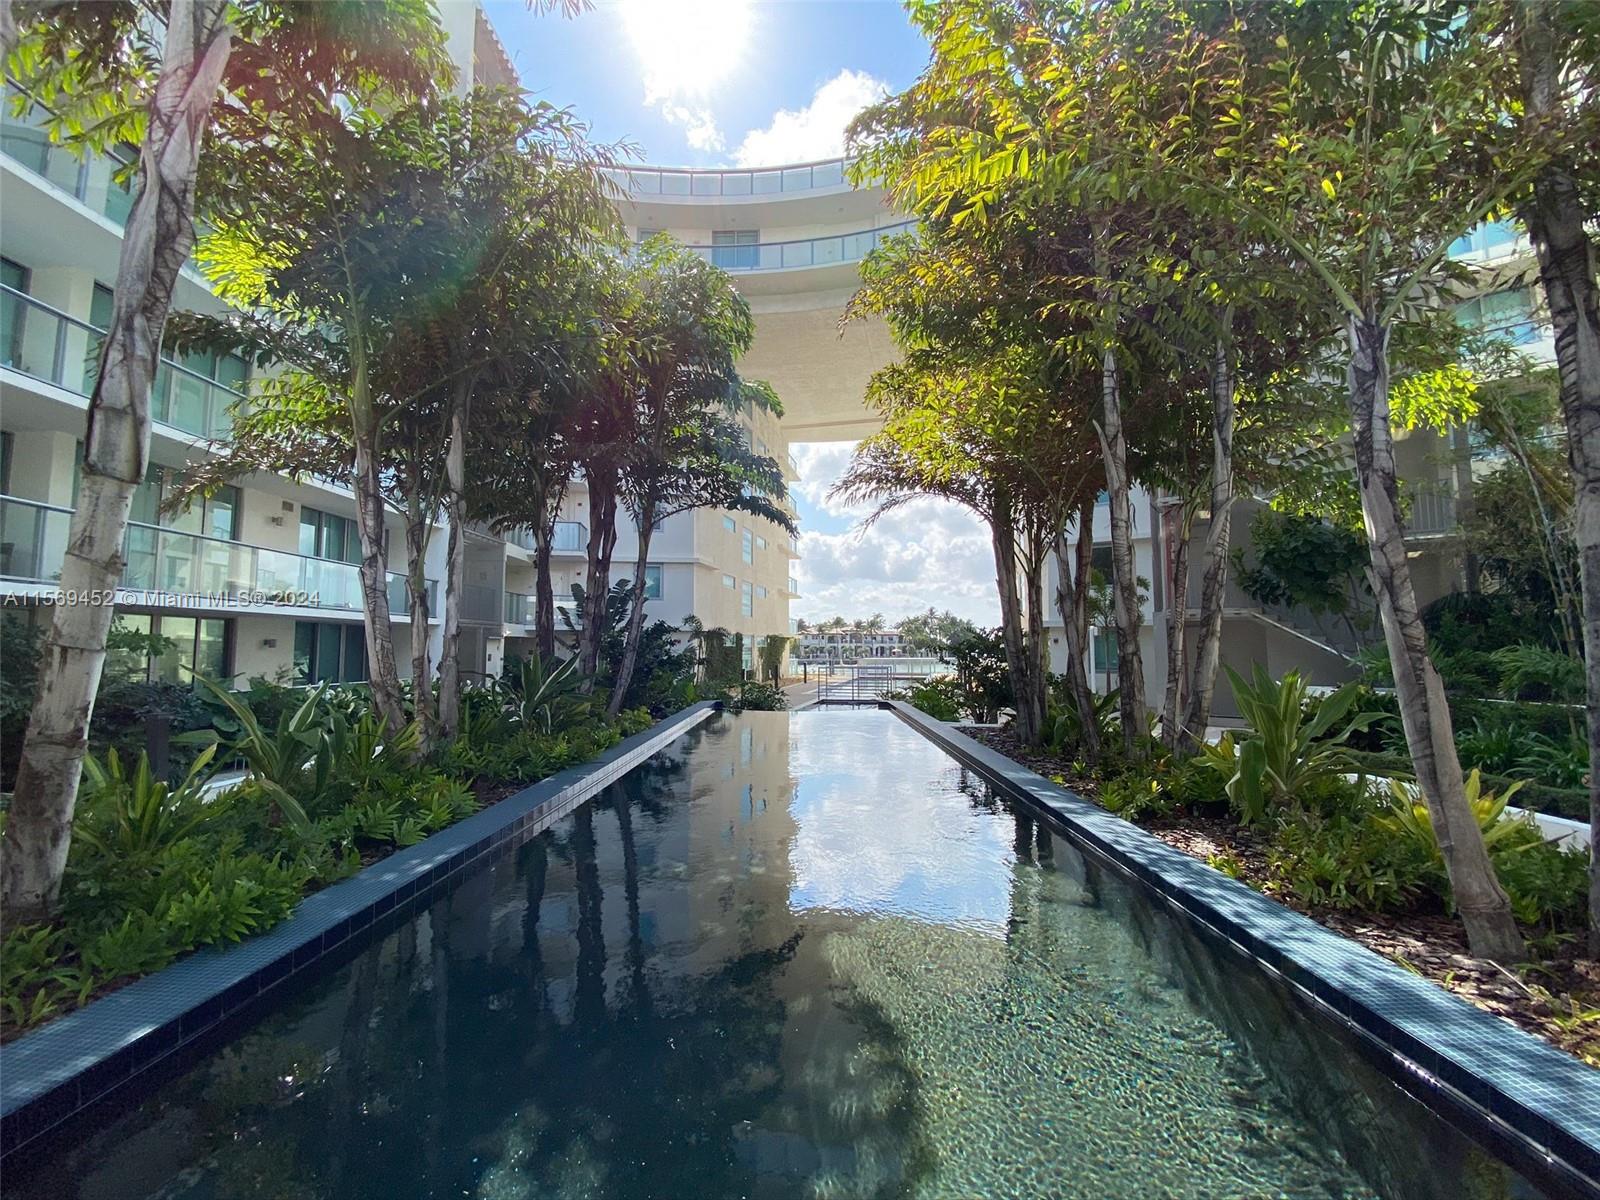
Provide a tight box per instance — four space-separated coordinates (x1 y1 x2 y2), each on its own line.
1 0 442 920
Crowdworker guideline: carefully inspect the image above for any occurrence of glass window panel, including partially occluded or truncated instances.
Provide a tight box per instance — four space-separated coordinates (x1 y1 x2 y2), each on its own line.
196 618 228 682
782 167 811 191
154 615 196 684
740 581 753 617
781 241 812 269
632 170 660 194
299 509 322 557
691 172 720 196
644 563 663 600
1092 628 1118 675
723 515 736 532
811 160 844 187
206 485 239 540
342 625 367 682
107 614 151 681
316 621 342 682
129 469 162 527
741 530 753 563
324 514 347 562
722 573 735 588
751 170 781 194
293 620 315 683
722 172 751 196
659 171 689 195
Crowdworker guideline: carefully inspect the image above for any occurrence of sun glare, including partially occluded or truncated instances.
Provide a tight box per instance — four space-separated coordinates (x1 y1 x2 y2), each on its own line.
619 0 753 102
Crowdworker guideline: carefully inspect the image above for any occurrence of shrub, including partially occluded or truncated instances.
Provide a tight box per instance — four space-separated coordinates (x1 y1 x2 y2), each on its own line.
1267 807 1429 912
1201 667 1381 824
884 676 965 722
1100 771 1180 822
1045 689 1120 755
73 745 225 858
1492 643 1585 703
722 681 787 712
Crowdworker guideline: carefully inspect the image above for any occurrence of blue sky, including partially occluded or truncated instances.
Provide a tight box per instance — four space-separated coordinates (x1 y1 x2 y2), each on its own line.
488 1 929 167
487 2 1000 625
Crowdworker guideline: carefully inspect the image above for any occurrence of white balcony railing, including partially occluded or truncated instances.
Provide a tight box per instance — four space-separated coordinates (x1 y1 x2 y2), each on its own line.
604 156 852 199
684 221 917 274
1 495 433 614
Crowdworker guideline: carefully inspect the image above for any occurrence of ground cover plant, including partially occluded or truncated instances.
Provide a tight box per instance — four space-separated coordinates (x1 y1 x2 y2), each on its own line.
0 662 654 1038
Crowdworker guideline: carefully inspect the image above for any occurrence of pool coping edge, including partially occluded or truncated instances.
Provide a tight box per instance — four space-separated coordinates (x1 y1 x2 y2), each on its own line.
883 700 1600 1200
0 700 721 1160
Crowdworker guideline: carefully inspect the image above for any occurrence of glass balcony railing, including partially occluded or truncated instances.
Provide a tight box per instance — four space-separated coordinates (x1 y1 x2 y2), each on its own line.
504 592 534 625
1 285 239 439
684 221 917 273
788 576 800 596
0 495 434 615
604 157 853 199
2 82 137 227
551 521 587 552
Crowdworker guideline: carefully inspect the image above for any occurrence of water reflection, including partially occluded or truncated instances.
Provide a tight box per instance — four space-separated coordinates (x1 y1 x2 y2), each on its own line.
8 711 1534 1200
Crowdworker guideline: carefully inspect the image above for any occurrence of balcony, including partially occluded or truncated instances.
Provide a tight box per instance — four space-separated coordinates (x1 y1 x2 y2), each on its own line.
2 83 136 228
1404 484 1458 538
1 286 239 440
604 157 851 199
0 495 434 616
684 221 916 273
552 521 586 553
788 576 800 596
504 591 533 626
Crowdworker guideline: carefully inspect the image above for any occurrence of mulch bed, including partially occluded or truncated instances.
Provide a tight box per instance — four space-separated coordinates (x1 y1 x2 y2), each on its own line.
960 727 1600 1067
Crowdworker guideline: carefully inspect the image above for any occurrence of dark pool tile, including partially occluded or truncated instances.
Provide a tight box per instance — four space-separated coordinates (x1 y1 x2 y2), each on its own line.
178 996 225 1042
291 935 325 972
128 1020 180 1070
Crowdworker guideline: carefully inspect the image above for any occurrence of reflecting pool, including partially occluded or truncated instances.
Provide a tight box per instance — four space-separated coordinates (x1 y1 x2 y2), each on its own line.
6 710 1541 1199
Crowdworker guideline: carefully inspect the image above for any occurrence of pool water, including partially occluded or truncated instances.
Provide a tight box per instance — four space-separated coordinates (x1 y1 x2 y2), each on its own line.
10 711 1538 1199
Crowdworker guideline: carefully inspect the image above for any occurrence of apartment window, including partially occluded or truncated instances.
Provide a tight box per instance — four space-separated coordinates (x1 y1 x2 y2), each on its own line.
1 257 27 370
1095 490 1110 506
109 614 232 685
740 581 753 617
636 227 662 243
722 573 736 589
643 563 663 601
300 506 361 564
741 529 753 564
755 535 767 551
755 585 767 599
1456 288 1538 346
129 468 239 539
0 430 11 495
741 644 754 672
723 515 737 532
294 620 368 684
712 229 758 270
1091 628 1118 676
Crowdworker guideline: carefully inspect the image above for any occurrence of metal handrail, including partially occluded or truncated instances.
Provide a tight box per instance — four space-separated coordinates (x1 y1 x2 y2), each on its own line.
604 156 860 198
681 221 917 273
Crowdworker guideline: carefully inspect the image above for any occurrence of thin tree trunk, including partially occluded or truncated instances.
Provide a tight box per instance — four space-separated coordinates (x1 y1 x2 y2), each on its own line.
350 396 406 733
1181 334 1238 755
1096 343 1147 752
404 486 436 747
1348 315 1524 963
578 473 619 681
1160 500 1195 752
1021 524 1049 745
607 508 656 719
1515 1 1600 954
1053 518 1101 761
990 496 1042 744
4 1 233 922
438 379 470 739
534 522 556 661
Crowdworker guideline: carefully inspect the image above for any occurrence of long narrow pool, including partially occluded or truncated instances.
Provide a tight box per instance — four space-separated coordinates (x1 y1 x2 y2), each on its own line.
9 710 1541 1198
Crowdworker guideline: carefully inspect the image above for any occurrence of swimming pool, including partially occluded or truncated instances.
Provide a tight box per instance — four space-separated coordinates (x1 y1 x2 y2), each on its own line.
4 710 1543 1198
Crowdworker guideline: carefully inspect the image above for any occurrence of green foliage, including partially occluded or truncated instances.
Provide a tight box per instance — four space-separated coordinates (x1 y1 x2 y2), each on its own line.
1045 689 1119 756
1267 805 1428 913
721 681 788 713
1380 772 1587 928
1234 511 1368 618
183 674 325 832
1202 668 1380 824
1490 644 1585 704
73 745 223 857
895 607 980 656
945 628 1014 725
1100 772 1180 823
885 676 966 722
497 653 593 734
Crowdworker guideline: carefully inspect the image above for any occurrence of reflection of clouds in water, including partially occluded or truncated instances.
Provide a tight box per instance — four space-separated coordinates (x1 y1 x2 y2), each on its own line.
785 712 1015 932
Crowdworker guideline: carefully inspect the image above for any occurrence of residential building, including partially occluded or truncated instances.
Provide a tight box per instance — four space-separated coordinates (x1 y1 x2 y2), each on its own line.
797 625 906 663
2 3 908 688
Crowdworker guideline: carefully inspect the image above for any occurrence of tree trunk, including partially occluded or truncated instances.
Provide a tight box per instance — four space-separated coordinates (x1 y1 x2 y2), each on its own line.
1181 334 1238 755
438 379 470 739
1096 343 1147 752
1160 501 1195 752
350 397 406 733
607 508 656 719
3 0 234 923
403 487 436 748
991 495 1043 744
1020 522 1050 745
1515 1 1600 954
1053 517 1101 761
534 521 556 661
578 473 619 682
1348 315 1524 963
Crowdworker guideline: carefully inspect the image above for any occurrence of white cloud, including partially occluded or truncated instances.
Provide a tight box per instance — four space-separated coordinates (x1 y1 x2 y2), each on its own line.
733 69 889 167
662 103 724 153
619 0 749 155
790 441 998 627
